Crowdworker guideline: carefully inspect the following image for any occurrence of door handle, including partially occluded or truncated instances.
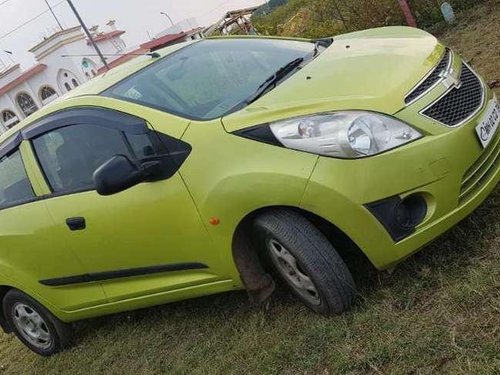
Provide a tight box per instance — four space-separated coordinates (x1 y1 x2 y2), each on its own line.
66 217 86 231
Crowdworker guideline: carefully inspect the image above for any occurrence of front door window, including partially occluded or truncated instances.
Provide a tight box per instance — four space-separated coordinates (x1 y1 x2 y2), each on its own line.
32 124 159 193
0 150 34 208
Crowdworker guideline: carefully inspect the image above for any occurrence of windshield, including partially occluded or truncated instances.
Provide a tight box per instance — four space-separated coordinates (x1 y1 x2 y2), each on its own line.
104 39 315 120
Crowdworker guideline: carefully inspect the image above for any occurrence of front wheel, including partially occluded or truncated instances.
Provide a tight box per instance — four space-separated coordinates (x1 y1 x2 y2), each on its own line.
2 289 73 356
253 209 356 314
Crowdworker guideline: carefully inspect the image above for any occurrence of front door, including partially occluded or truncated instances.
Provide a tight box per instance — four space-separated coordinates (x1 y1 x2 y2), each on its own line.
27 107 224 301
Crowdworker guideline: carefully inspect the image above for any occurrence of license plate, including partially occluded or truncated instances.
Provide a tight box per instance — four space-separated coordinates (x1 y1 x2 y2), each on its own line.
475 97 500 148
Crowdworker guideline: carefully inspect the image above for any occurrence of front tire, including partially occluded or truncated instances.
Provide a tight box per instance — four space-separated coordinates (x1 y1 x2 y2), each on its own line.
253 209 356 314
2 289 73 356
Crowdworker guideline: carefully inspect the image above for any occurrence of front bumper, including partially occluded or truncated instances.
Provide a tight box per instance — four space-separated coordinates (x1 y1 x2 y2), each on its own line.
300 87 499 270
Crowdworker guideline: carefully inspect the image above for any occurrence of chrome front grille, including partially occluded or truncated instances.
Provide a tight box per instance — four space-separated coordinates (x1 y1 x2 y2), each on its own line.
405 49 451 104
422 63 484 127
459 129 500 203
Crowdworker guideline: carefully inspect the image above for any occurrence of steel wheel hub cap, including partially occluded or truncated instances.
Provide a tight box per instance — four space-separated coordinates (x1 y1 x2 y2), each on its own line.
267 239 321 305
12 303 52 350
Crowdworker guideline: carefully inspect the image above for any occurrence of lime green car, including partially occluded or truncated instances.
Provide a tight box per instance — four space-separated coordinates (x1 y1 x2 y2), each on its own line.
0 27 499 355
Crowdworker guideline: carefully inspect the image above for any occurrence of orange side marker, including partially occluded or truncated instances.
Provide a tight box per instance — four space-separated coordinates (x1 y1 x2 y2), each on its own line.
209 217 220 226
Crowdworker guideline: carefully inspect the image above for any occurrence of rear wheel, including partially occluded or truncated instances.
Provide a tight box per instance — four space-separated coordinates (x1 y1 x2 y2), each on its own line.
253 209 356 314
2 290 73 356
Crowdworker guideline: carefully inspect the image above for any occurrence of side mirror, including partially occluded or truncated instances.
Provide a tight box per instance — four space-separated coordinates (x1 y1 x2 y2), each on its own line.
93 155 145 196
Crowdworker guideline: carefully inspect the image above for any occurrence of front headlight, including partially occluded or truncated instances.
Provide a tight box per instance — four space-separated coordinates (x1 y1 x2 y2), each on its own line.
268 112 422 159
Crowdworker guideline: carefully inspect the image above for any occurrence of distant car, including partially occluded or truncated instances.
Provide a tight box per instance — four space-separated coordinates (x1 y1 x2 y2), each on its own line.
0 27 498 356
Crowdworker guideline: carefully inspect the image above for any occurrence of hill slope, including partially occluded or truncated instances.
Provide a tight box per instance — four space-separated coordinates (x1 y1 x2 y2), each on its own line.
252 0 495 38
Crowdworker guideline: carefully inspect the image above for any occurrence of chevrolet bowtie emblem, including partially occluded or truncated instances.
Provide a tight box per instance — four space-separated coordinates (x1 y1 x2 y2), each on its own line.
440 67 462 90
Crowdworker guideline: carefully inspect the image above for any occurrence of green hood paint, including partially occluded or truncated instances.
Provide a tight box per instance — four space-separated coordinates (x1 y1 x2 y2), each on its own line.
222 27 444 133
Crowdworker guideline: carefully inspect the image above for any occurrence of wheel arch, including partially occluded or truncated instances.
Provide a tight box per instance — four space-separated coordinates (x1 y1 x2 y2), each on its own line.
233 205 364 255
231 205 367 302
0 285 13 333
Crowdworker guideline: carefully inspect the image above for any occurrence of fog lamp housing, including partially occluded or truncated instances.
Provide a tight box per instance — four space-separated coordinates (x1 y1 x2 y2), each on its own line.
366 194 428 242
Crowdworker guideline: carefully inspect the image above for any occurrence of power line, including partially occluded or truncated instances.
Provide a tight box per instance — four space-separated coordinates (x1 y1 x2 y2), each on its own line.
199 0 232 18
0 0 65 42
44 0 64 31
0 0 13 7
197 0 260 21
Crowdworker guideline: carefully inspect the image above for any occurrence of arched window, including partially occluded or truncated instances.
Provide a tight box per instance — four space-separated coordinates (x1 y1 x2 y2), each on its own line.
57 69 81 93
81 58 98 81
40 86 57 100
1 110 20 129
2 110 16 122
16 93 39 117
39 85 58 104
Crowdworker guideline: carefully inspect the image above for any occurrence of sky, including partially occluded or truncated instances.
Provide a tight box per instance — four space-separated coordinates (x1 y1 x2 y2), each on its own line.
0 0 265 69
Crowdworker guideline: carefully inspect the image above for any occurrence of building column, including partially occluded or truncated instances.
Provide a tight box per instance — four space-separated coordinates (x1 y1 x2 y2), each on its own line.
26 81 44 109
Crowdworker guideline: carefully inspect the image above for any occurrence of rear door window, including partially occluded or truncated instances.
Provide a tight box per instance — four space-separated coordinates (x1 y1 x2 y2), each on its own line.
0 150 35 208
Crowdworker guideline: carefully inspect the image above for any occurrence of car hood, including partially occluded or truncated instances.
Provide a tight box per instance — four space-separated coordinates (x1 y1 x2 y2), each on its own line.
222 27 444 132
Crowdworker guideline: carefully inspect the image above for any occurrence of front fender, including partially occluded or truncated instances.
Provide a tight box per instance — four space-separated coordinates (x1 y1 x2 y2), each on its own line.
180 121 319 281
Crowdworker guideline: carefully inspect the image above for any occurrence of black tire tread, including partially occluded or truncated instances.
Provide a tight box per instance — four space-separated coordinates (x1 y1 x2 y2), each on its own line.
254 209 356 314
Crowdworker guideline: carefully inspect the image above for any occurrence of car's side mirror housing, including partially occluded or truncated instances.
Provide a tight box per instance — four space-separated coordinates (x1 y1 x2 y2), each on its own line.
93 155 146 196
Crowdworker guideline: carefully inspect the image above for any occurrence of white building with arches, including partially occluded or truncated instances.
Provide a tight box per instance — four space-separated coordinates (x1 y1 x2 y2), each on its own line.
0 22 127 133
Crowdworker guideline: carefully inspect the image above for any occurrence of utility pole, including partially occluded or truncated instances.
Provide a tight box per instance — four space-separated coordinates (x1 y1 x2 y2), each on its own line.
66 0 109 71
44 0 64 31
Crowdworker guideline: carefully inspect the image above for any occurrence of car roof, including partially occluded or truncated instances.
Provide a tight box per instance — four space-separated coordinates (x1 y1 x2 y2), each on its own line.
0 36 310 144
0 41 196 144
57 35 310 101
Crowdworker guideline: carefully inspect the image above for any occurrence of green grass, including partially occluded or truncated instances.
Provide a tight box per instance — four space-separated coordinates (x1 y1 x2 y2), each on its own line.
1 4 499 374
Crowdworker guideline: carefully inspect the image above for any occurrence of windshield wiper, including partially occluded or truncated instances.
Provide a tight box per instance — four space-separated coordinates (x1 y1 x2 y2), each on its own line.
242 57 304 106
